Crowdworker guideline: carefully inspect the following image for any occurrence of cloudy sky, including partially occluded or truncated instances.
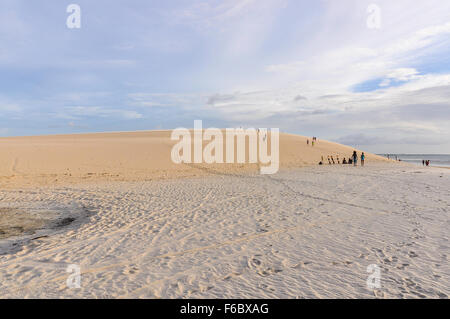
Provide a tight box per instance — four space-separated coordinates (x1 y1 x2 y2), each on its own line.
1 0 450 153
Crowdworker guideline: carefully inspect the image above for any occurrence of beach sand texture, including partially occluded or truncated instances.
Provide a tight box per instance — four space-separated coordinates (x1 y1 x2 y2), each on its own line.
0 131 448 298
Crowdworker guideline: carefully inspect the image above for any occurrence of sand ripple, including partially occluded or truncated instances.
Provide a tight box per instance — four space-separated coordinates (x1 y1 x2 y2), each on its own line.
0 164 448 298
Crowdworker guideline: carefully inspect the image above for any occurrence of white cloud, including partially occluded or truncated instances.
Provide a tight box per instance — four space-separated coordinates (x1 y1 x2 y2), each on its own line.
386 68 420 81
58 106 143 120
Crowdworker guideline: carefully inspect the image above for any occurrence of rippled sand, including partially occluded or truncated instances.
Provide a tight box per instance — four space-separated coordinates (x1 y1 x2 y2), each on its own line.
0 164 448 298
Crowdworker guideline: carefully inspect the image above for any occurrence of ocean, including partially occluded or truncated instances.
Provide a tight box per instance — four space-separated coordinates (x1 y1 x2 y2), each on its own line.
378 154 450 167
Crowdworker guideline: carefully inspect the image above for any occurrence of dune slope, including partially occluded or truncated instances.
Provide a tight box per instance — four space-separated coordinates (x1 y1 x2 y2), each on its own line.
0 130 389 187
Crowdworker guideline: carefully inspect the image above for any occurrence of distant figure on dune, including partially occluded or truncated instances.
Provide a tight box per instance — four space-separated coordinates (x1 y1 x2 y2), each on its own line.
352 151 358 166
307 139 309 145
361 152 365 166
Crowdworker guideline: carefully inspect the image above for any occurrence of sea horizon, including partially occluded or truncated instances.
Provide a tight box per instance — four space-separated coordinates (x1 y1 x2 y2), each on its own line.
377 153 450 167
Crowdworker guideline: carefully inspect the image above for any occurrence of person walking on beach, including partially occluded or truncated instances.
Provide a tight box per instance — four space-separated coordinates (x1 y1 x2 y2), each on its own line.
361 152 365 166
352 151 358 166
422 160 425 166
307 139 309 146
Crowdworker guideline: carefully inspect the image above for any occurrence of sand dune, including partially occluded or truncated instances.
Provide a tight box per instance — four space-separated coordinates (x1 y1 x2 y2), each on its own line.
0 130 389 188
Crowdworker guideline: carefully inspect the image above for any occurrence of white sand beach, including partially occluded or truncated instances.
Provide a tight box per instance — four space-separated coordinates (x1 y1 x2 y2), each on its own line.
0 132 448 298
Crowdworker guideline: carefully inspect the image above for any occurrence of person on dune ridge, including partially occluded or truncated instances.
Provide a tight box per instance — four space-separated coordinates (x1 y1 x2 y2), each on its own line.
352 151 358 167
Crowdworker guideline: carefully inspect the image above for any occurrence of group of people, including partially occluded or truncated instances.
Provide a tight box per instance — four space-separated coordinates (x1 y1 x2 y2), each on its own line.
422 160 431 166
319 151 365 167
386 154 402 162
306 137 318 147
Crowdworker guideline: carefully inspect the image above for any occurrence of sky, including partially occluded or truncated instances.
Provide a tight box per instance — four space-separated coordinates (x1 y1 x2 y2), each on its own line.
1 0 450 153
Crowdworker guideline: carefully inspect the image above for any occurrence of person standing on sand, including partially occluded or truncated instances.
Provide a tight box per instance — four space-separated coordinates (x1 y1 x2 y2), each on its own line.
352 151 358 166
307 139 309 145
361 152 365 166
422 160 425 166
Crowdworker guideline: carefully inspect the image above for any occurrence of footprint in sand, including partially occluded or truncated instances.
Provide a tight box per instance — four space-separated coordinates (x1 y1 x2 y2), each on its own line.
223 272 241 281
247 256 283 277
330 261 353 266
257 267 282 277
436 292 447 298
383 256 398 264
249 257 262 267
292 261 312 269
124 264 139 275
258 283 275 291
373 290 385 298
396 263 409 270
